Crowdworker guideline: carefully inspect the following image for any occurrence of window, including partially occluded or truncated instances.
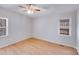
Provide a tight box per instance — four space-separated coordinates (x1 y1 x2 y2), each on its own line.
0 18 8 37
59 18 71 36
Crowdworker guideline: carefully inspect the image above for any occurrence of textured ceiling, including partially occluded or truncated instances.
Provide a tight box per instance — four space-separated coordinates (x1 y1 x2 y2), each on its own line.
0 4 79 18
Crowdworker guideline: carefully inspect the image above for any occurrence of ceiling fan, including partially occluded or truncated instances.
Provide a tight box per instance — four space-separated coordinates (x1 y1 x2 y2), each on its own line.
18 4 42 14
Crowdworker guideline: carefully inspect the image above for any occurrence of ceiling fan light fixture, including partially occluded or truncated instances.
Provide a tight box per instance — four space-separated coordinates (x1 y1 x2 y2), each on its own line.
27 10 34 14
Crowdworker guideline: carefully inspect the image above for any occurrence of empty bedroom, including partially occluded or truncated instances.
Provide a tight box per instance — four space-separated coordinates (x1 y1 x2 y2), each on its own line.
0 4 78 55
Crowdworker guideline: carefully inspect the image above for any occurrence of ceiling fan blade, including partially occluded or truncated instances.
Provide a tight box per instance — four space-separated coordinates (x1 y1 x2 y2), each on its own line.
34 9 40 11
18 6 25 8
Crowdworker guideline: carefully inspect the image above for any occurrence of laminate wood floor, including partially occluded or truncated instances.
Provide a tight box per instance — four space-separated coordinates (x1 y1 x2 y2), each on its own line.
0 38 78 55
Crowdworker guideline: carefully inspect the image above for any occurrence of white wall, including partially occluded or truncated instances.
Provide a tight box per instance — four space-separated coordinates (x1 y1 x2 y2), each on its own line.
0 7 32 48
77 10 79 53
33 11 77 48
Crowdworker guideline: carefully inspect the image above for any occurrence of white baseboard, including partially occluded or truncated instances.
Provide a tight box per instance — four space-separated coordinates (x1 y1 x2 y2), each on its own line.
33 36 79 54
33 36 77 49
0 36 31 48
0 36 78 54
